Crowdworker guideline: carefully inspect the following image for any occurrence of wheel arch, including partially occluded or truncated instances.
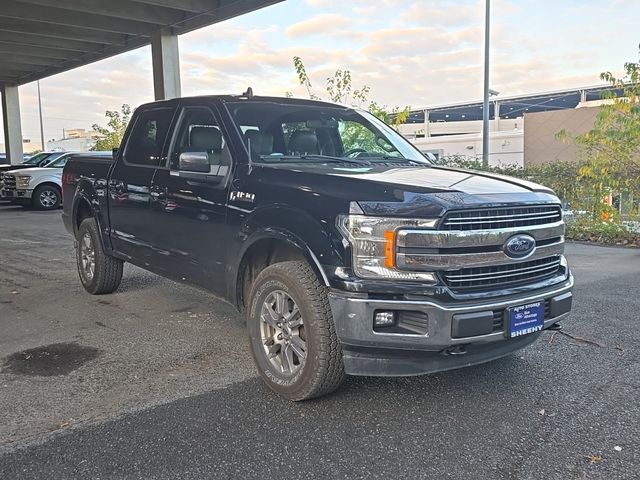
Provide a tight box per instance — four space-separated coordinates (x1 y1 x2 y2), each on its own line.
71 184 110 254
233 229 330 312
33 181 61 193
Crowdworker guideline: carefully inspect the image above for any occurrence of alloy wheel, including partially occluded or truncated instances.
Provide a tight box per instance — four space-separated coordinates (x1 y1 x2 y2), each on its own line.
80 232 95 281
260 290 307 375
40 189 58 208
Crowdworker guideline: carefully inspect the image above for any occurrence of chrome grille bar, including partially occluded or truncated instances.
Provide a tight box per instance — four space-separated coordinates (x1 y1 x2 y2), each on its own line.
441 205 562 230
397 241 564 270
444 259 561 281
3 174 16 191
442 256 563 290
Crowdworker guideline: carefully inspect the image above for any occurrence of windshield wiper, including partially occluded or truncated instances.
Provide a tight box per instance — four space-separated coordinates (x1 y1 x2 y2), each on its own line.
359 155 427 166
258 154 371 165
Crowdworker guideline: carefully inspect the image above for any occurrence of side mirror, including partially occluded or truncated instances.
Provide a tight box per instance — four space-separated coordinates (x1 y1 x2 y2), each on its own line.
178 152 210 173
112 147 119 159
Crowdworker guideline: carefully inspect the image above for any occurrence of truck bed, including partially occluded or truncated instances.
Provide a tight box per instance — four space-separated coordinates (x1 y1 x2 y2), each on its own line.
61 152 114 235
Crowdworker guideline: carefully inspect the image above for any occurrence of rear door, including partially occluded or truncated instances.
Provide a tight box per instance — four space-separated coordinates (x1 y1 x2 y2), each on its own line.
148 102 234 293
108 105 177 263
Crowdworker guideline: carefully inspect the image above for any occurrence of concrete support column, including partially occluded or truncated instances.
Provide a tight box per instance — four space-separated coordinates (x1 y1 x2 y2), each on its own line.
423 109 430 138
493 101 500 132
151 29 181 101
1 85 24 165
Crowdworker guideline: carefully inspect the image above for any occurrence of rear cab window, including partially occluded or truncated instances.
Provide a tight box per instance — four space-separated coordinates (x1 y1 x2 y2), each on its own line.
124 108 175 167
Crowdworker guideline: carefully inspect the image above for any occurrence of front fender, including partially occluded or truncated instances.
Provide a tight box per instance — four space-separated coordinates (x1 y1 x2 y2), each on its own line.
30 175 61 189
226 205 346 304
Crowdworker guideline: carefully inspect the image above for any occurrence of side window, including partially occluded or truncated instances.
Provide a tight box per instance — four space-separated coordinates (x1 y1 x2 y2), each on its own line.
170 107 231 170
124 108 174 166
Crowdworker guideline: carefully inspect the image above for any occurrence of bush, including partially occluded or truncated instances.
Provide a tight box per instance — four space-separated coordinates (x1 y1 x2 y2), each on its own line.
566 218 640 247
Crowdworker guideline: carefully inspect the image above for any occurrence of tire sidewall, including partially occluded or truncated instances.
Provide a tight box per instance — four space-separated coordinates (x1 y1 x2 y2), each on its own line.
248 269 322 398
34 185 60 210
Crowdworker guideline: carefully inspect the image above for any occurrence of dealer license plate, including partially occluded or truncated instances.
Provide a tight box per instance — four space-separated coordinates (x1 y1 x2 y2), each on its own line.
507 301 544 338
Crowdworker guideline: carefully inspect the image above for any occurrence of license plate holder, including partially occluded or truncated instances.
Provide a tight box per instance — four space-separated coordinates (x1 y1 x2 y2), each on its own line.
506 301 544 338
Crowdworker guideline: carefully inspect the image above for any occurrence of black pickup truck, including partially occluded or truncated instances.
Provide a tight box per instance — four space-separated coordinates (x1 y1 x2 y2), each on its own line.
62 94 573 400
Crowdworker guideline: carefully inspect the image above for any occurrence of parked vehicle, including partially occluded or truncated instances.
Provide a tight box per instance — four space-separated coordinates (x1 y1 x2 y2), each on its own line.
2 151 91 209
0 152 58 176
62 95 573 400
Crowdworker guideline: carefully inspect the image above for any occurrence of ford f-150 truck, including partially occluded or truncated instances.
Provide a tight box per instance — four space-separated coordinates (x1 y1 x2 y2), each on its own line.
1 152 83 209
62 95 573 400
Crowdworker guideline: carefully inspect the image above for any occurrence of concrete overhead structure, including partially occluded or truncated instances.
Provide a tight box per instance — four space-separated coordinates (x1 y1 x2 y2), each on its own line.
0 0 284 164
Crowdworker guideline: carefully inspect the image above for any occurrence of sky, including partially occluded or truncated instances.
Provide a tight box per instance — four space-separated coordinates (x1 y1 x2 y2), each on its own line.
2 0 638 146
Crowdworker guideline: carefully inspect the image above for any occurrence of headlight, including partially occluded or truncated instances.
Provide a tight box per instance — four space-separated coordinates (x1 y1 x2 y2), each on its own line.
337 214 438 282
16 176 31 188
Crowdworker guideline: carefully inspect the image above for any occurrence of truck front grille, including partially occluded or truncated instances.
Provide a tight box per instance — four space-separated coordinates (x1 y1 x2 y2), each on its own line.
3 174 16 191
440 205 562 231
442 256 562 291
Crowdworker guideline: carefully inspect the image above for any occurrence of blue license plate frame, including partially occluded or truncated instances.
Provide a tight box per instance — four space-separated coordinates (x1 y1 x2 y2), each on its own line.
507 301 544 338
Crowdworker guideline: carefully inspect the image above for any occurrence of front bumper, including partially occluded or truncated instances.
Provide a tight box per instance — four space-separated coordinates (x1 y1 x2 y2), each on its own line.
1 189 32 199
328 276 573 376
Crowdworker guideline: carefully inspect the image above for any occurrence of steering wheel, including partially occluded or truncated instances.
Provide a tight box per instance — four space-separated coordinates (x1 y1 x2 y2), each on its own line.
344 148 367 158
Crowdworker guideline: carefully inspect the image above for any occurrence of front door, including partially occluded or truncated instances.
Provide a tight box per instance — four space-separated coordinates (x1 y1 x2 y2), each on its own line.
108 106 176 263
149 104 233 294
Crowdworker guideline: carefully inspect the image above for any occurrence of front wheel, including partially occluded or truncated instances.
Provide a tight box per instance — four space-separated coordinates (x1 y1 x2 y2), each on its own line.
247 260 345 401
76 218 124 294
32 184 61 210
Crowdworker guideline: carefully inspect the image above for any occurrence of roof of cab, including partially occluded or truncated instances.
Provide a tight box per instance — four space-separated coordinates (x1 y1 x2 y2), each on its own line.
135 95 349 112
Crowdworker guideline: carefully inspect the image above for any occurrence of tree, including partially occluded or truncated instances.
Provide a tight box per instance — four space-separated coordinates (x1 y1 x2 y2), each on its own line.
290 57 409 128
92 104 131 151
558 46 640 220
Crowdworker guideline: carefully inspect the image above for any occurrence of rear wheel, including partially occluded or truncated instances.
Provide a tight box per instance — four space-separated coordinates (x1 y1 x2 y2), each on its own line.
32 184 61 210
247 260 345 401
76 218 124 294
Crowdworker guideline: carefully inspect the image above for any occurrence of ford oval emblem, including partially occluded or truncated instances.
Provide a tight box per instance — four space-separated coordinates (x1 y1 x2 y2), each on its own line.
504 234 536 259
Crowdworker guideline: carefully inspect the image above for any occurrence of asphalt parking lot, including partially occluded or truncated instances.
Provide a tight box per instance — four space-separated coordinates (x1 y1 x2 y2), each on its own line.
1 202 638 479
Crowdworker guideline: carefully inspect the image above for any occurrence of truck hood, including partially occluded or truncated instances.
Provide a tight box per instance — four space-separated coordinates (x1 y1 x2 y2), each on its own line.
327 165 550 195
250 163 560 218
11 166 61 177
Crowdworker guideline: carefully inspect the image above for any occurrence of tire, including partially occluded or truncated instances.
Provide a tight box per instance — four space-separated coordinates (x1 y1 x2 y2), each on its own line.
247 260 345 401
76 218 124 295
32 184 61 210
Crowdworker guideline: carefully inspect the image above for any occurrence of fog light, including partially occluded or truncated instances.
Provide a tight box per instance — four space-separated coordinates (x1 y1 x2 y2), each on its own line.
374 311 396 327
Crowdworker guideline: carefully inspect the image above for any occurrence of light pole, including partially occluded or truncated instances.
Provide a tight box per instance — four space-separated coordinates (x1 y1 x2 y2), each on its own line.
37 80 45 152
481 0 491 169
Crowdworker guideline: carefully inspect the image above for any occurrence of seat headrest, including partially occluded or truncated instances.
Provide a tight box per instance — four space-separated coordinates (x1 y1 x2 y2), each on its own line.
288 130 319 155
244 130 274 156
190 126 222 152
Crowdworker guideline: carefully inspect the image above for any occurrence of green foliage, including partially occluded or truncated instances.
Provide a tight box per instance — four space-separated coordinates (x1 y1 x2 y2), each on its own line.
293 56 319 100
566 217 639 247
92 104 131 151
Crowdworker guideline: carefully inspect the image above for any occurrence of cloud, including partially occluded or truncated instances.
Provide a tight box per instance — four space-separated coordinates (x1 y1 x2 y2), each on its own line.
2 0 637 147
285 14 353 38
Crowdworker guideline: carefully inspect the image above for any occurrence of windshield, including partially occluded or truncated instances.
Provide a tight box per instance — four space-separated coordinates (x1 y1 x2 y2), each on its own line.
24 153 51 165
46 154 70 168
227 101 429 165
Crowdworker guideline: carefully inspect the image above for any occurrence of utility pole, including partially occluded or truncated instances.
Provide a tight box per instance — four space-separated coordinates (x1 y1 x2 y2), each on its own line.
482 0 491 169
37 80 45 151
